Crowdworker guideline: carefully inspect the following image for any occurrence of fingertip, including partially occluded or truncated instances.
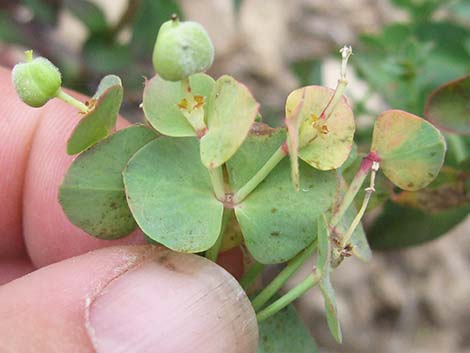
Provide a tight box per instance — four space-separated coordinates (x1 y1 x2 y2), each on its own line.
0 246 258 353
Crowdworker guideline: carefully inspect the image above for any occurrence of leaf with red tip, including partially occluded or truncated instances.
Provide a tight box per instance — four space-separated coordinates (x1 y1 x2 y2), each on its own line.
371 110 446 191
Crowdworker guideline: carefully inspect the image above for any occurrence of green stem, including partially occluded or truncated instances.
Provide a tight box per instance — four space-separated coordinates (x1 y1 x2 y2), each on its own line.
446 134 467 164
256 271 322 322
240 261 265 290
330 153 379 229
206 208 232 262
208 166 226 201
340 161 379 248
56 89 88 113
252 239 317 311
233 145 287 203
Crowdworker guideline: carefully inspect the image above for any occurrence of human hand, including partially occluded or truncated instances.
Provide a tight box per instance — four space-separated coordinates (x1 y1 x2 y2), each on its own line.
0 66 257 353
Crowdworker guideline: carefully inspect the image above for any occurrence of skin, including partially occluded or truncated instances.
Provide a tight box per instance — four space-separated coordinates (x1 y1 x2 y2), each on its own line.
0 66 257 353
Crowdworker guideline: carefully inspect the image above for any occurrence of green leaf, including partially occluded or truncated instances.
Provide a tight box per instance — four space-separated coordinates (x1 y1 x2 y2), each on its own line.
291 59 323 86
371 110 446 190
200 75 260 168
64 0 108 34
123 137 224 252
23 0 60 26
319 264 342 343
355 22 469 114
258 304 317 353
425 75 470 135
143 73 215 137
82 37 132 74
228 129 337 264
59 126 157 239
67 75 124 155
0 11 28 45
285 86 355 171
368 201 470 249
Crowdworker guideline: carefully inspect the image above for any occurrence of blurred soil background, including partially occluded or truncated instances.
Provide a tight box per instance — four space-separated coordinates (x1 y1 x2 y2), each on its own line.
0 1 469 352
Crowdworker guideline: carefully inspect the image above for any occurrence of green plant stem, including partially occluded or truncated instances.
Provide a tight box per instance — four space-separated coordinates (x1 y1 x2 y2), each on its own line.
330 161 369 229
56 89 88 113
205 208 232 262
340 161 379 247
233 145 286 203
208 166 226 201
256 271 322 322
252 239 317 311
239 261 265 290
446 134 467 163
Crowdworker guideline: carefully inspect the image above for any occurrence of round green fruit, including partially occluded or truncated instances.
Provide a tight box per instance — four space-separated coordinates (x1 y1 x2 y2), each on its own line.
152 17 214 81
12 51 62 108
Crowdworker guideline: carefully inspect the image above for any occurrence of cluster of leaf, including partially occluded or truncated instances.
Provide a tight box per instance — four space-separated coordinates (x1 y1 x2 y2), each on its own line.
349 0 470 249
56 48 447 350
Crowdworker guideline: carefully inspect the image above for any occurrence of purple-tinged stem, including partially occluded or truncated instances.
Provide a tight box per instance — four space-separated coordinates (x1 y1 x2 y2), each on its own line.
330 151 380 229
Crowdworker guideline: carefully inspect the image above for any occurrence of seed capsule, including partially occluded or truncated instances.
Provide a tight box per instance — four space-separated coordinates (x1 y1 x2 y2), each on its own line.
152 17 214 81
12 50 62 107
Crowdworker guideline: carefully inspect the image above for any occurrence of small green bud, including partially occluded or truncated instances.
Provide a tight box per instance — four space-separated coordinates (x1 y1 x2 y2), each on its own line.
12 50 62 107
152 16 214 81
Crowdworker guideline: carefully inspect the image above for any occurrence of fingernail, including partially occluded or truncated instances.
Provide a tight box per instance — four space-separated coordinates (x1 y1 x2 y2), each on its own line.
87 250 258 353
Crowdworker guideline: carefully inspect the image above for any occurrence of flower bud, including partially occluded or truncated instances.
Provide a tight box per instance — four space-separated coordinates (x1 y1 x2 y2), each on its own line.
12 50 62 107
152 16 214 81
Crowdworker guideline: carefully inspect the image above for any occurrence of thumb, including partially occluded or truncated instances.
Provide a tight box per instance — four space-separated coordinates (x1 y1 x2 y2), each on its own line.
0 245 258 353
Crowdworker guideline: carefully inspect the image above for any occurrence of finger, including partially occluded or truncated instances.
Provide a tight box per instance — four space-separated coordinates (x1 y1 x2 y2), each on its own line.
0 66 41 259
0 66 146 267
0 245 258 353
0 258 34 285
0 67 244 281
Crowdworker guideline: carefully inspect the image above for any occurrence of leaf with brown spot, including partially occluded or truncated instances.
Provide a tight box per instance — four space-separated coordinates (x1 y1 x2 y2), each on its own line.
371 110 446 191
60 126 157 239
